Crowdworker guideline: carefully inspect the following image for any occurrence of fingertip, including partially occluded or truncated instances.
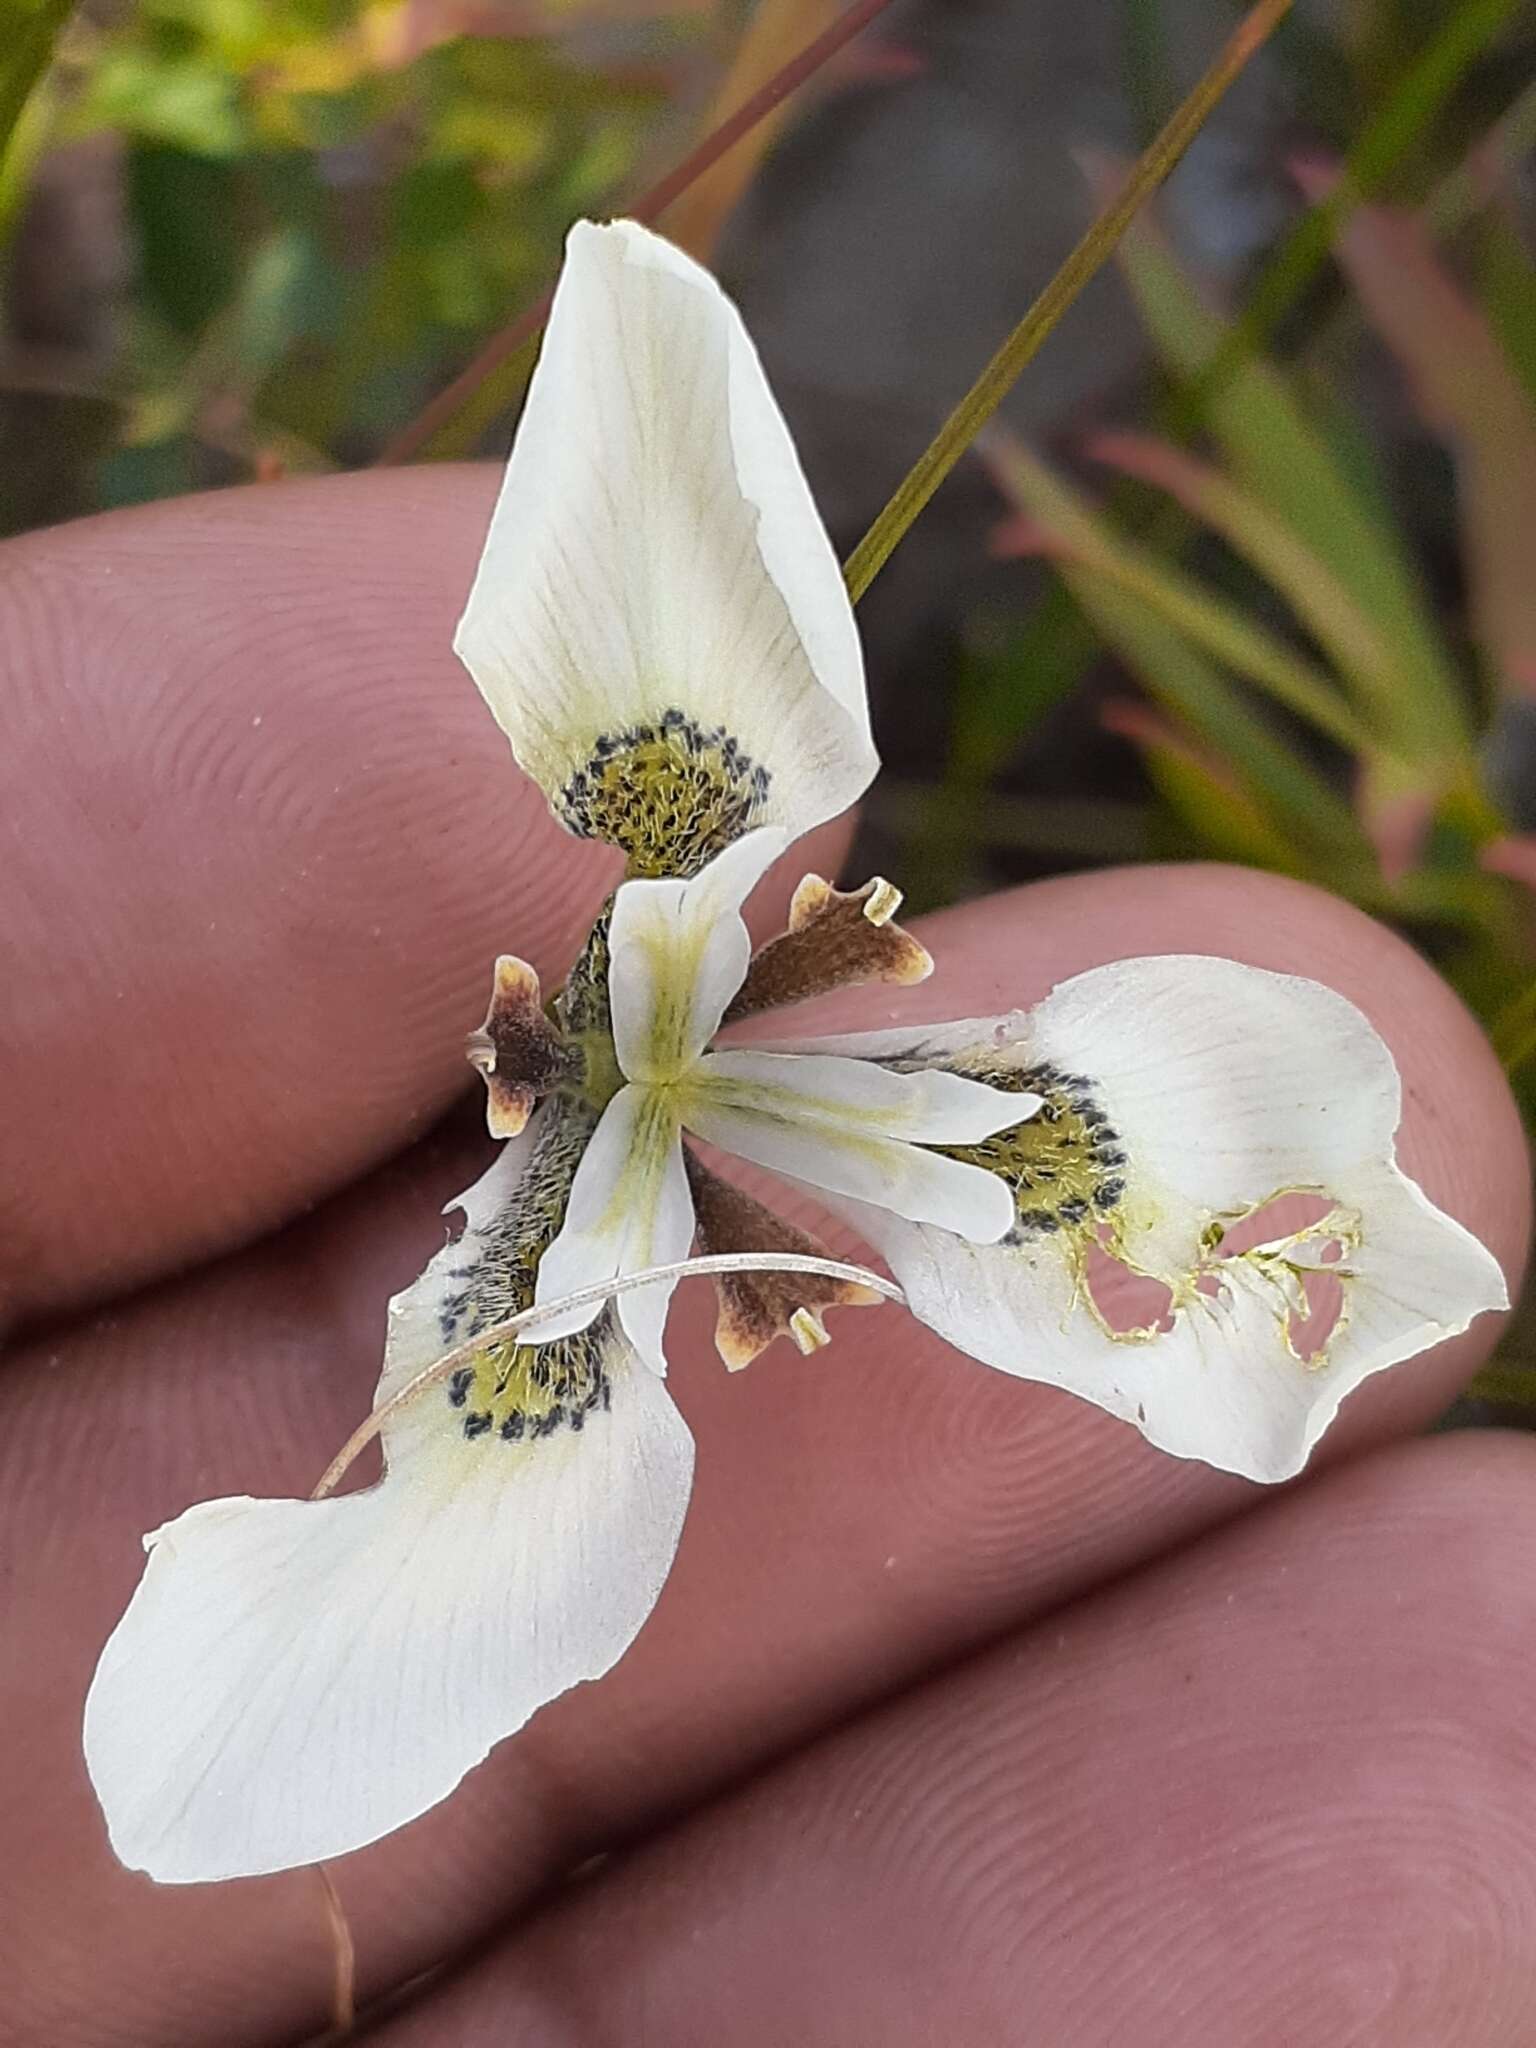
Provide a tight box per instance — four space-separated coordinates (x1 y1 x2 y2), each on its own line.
350 1429 1536 2048
3 469 605 1324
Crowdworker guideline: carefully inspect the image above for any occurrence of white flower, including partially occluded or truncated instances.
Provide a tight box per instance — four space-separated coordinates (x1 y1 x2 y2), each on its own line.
83 218 1506 1890
528 825 1027 1373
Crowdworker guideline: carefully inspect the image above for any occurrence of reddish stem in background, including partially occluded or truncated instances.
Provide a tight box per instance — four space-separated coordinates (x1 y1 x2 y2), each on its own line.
375 0 900 467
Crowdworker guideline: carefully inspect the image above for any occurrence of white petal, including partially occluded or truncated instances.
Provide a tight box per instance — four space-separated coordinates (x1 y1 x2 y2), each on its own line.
1311 1161 1508 1394
841 1154 1505 1482
442 1117 541 1231
1026 956 1402 1278
808 957 1506 1482
754 1010 1032 1069
453 220 877 865
695 1047 1032 1143
785 964 1411 1282
84 1141 694 1883
531 1083 693 1371
682 1048 1026 1242
609 826 787 1083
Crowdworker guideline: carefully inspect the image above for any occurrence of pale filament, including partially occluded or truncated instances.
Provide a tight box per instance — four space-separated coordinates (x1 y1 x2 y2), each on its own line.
312 1252 905 1500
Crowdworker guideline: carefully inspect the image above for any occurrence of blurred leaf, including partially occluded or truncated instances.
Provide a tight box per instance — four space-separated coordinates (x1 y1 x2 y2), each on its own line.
432 99 550 170
1477 207 1536 409
98 434 198 507
1481 833 1536 890
1088 430 1459 765
1428 72 1536 238
991 474 1376 756
392 153 485 251
0 0 72 245
1188 0 1528 393
0 0 71 179
948 594 1095 777
1491 977 1536 1076
664 0 841 261
987 432 1374 871
1082 571 1368 868
1102 697 1305 872
127 142 241 334
877 778 1153 864
917 610 1108 904
230 223 328 381
1354 756 1439 882
367 0 711 49
1464 1361 1536 1409
80 48 246 155
1322 188 1536 696
1116 208 1466 750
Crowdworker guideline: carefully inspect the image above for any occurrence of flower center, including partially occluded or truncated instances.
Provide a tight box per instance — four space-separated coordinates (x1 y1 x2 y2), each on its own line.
447 1322 612 1442
437 1104 611 1445
938 1061 1126 1240
557 709 769 877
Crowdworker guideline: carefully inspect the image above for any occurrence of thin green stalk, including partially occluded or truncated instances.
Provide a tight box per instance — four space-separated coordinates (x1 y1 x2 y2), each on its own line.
1177 0 1526 432
841 0 1292 607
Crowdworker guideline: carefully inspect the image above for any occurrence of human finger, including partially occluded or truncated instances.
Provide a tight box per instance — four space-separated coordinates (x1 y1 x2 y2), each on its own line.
0 861 1524 2042
368 1432 1536 2048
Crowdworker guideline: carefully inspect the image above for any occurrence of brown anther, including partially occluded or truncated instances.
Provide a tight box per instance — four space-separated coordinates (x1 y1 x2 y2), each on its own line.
724 874 932 1023
685 1153 882 1370
469 955 580 1139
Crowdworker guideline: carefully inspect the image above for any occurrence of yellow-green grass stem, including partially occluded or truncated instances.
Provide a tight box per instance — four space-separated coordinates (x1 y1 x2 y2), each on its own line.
841 0 1293 606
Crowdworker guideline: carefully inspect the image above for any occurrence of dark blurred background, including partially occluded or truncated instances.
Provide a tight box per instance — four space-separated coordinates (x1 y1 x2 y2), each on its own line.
4 0 1536 1394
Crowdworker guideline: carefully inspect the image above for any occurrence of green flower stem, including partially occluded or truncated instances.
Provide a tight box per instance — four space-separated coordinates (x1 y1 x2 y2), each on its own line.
840 0 1293 607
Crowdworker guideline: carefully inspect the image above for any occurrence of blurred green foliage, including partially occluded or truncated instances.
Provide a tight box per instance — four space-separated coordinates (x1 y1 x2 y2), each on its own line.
931 6 1536 1385
955 80 1536 1055
1 0 714 523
